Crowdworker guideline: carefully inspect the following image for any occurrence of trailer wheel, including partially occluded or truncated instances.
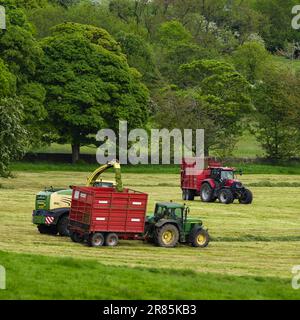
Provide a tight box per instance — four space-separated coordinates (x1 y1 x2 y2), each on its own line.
105 233 119 247
88 233 105 247
182 189 186 200
191 229 210 248
200 183 215 202
187 189 195 201
57 214 70 237
218 189 234 204
156 224 179 248
239 189 253 204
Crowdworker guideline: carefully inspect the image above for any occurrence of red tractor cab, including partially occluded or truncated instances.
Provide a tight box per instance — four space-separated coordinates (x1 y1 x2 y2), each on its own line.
181 158 253 205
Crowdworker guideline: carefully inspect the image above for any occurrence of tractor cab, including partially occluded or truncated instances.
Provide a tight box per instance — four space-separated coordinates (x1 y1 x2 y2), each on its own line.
153 202 185 221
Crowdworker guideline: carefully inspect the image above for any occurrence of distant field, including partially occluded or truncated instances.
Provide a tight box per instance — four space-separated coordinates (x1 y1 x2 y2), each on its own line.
0 171 300 299
29 132 264 158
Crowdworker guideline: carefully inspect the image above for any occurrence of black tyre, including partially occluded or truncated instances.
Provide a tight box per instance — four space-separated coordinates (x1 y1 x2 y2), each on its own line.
57 214 70 237
239 189 253 204
187 189 195 201
156 224 179 248
218 189 234 204
105 233 119 247
88 233 105 247
70 232 84 243
200 183 215 202
191 229 210 248
37 224 57 235
37 225 50 234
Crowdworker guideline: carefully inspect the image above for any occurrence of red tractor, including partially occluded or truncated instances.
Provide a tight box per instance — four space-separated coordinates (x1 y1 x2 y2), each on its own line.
181 158 253 205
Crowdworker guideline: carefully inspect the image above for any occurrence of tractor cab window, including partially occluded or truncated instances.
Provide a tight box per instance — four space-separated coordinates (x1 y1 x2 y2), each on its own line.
174 208 183 218
221 170 234 180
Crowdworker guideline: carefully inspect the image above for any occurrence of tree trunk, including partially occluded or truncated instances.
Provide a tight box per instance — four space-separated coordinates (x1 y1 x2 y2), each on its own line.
71 143 80 164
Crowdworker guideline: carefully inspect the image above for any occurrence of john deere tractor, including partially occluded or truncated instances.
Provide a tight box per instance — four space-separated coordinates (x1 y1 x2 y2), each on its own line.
32 160 122 236
145 202 209 248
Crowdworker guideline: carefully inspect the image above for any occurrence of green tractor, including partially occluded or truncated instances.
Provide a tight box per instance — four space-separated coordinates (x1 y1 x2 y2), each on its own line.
145 202 209 248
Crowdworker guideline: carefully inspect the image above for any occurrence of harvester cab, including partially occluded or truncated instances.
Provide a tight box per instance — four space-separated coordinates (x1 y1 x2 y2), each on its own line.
145 202 209 248
32 160 123 236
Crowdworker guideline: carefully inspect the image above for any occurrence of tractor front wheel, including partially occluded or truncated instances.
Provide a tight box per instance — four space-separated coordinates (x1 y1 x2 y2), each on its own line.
191 229 210 248
239 189 253 204
218 189 234 204
57 215 70 237
88 233 105 247
156 224 179 248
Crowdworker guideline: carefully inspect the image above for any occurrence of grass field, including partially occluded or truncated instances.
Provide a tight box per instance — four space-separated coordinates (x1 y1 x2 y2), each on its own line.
0 170 300 299
29 132 265 158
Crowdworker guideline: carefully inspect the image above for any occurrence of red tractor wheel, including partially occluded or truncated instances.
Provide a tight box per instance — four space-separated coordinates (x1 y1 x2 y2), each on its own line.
218 189 234 204
200 183 215 202
239 189 253 204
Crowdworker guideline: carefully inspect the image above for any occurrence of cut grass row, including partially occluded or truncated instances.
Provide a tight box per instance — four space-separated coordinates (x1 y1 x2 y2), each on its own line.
0 250 298 300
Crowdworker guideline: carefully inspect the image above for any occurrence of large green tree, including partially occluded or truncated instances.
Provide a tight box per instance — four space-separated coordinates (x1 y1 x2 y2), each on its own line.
252 64 300 160
0 59 28 177
38 22 149 163
0 0 46 145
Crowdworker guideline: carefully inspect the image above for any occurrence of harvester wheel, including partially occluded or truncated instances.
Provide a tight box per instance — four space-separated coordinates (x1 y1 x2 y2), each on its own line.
70 232 84 243
88 233 105 247
182 189 188 200
218 189 234 204
239 189 253 204
105 233 119 247
191 229 210 248
37 225 50 234
156 224 179 248
200 183 215 202
37 225 57 235
57 215 70 237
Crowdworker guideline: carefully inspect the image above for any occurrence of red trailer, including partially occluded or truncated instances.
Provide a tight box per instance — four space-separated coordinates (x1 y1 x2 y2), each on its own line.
181 158 253 204
69 186 148 246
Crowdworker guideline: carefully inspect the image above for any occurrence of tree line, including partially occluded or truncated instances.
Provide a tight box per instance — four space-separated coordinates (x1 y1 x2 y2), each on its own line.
1 0 300 176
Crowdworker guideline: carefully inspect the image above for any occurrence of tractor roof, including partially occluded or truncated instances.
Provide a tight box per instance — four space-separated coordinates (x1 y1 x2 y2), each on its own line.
209 166 234 171
156 202 184 209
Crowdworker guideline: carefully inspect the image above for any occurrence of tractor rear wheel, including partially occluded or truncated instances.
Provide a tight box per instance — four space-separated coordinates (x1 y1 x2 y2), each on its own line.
218 189 234 204
88 233 105 247
191 229 210 248
239 189 253 204
156 224 179 248
57 215 70 237
200 183 215 202
105 233 119 247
